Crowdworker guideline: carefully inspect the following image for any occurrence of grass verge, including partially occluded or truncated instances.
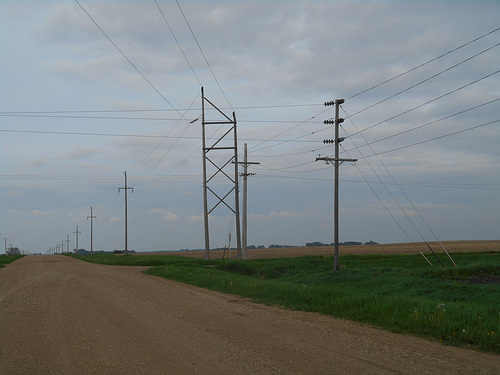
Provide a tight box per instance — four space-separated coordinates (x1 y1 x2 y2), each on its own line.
68 252 499 352
0 254 24 268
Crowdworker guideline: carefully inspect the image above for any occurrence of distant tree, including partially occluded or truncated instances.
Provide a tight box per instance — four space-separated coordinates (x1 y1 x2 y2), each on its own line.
306 242 326 247
364 240 379 245
6 246 20 255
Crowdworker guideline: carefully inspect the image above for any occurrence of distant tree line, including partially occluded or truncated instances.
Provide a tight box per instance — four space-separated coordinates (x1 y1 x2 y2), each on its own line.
76 249 136 255
73 241 379 255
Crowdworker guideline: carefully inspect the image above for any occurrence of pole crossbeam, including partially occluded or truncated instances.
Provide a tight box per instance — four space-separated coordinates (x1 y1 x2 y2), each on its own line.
201 87 242 260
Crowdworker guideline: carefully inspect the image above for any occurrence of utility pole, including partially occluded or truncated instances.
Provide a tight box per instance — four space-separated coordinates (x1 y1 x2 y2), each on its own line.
66 235 70 253
119 171 134 255
236 143 260 260
316 99 357 271
74 225 81 254
87 206 97 254
3 238 7 254
61 240 65 254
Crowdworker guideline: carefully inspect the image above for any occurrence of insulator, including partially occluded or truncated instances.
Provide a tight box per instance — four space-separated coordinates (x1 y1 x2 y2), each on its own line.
323 139 334 144
337 118 344 124
324 101 335 106
323 120 335 124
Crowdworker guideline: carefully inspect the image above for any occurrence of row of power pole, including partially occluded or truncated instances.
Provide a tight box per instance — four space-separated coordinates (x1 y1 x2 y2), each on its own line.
201 89 352 270
52 171 132 256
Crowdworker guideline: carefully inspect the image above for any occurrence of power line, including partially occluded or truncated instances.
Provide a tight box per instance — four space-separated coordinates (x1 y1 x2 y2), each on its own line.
258 162 330 174
248 107 331 153
131 93 201 187
254 175 500 190
74 0 188 120
0 128 321 143
154 0 202 86
4 173 497 190
349 68 500 138
0 112 323 125
340 108 437 245
346 27 500 101
346 41 500 118
0 114 191 121
358 119 500 160
175 0 232 109
344 97 500 153
0 103 321 115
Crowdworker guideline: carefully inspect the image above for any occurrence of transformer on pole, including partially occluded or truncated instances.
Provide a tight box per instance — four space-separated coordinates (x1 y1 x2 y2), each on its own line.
201 87 242 260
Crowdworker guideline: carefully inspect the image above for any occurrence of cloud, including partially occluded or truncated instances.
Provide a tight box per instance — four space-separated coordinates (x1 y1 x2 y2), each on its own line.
187 214 203 222
1 1 499 252
149 208 178 222
32 210 53 216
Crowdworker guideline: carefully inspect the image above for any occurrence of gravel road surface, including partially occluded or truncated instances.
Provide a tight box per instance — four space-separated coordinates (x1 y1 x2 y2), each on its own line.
0 255 498 374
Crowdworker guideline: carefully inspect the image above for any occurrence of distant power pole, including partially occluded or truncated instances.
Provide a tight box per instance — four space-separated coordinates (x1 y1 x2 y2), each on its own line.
3 238 7 254
87 206 97 254
316 99 357 271
66 235 71 253
74 225 81 254
118 171 134 255
62 240 65 254
236 143 260 260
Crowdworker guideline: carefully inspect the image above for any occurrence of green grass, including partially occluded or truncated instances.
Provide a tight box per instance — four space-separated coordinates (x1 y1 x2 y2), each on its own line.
0 254 24 268
68 252 500 352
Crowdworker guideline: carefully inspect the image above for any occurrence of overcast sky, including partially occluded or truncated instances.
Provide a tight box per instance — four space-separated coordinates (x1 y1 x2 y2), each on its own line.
1 0 499 254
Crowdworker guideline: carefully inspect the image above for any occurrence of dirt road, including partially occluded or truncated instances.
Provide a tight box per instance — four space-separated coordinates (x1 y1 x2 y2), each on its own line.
0 255 498 374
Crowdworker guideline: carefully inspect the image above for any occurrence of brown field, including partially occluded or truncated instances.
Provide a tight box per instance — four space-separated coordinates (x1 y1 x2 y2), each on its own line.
144 240 500 259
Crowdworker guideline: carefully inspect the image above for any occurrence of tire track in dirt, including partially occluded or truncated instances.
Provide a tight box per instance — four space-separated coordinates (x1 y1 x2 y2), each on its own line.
1 255 498 374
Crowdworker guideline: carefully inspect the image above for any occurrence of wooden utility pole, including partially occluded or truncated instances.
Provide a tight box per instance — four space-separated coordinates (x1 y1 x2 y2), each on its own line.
119 171 134 255
66 235 70 253
74 225 81 254
236 143 259 260
316 99 357 271
87 206 97 254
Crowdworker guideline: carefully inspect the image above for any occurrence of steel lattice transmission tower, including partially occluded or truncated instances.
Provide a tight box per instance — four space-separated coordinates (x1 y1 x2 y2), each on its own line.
201 87 242 260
